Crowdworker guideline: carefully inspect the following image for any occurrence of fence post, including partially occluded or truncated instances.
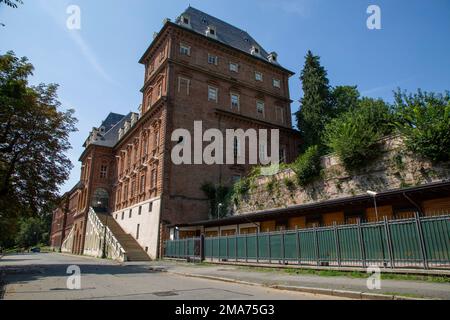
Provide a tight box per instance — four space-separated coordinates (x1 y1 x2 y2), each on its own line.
414 212 429 269
314 226 320 266
235 234 238 262
256 231 259 263
383 216 394 268
333 222 341 267
281 230 286 265
200 235 205 262
245 234 248 263
184 239 188 259
295 227 301 265
210 237 213 262
268 233 272 264
226 236 229 261
357 219 367 268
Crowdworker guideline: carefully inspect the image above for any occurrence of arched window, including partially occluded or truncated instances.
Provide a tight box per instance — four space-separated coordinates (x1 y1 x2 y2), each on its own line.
91 188 109 210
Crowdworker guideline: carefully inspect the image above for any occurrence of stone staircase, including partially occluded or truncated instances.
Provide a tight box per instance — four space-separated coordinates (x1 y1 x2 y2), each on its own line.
96 212 150 261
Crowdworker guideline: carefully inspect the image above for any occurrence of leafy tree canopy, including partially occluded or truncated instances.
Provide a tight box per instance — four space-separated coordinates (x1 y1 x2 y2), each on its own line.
0 51 77 247
394 89 450 162
296 51 333 150
324 97 393 170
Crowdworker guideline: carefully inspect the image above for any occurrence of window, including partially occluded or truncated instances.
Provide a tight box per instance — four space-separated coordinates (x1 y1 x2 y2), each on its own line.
181 15 190 26
208 86 218 102
91 188 109 209
136 224 140 240
115 214 118 220
255 72 263 81
178 77 190 95
123 183 128 200
138 206 142 215
275 106 285 124
157 83 162 98
229 62 239 72
121 211 124 220
233 138 240 158
251 45 260 56
206 26 216 38
256 100 265 117
147 63 154 77
129 209 132 218
208 54 218 65
159 50 165 61
273 79 281 88
149 202 153 212
131 179 136 197
100 165 108 178
140 175 145 194
259 142 266 162
230 93 240 110
279 146 287 163
180 43 191 56
151 169 157 189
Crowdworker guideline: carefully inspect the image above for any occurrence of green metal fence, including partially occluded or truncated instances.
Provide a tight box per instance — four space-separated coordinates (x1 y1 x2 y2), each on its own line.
164 214 450 269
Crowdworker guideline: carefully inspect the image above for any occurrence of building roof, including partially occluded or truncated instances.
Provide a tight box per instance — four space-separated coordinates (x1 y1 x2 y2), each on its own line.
176 7 273 64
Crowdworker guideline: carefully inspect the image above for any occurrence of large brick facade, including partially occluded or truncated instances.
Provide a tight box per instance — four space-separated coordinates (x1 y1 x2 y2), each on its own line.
50 7 301 259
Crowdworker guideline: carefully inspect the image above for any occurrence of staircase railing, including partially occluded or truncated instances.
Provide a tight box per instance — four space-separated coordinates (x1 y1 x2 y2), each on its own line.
85 207 127 262
61 224 75 253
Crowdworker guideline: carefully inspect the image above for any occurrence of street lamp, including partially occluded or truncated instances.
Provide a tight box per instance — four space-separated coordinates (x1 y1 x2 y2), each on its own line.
217 203 223 220
367 190 379 221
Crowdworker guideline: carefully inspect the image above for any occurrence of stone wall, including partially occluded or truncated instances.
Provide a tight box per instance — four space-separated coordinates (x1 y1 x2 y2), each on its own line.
234 136 450 214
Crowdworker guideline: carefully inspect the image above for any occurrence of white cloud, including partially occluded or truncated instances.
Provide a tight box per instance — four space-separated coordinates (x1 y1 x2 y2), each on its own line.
38 0 117 85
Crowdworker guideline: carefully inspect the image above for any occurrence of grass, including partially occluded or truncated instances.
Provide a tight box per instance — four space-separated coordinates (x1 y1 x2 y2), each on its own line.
236 266 450 283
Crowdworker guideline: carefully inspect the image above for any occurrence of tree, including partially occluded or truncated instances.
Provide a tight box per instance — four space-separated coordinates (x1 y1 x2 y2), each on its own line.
0 51 77 237
324 98 393 170
394 89 450 162
15 216 46 248
331 85 360 115
0 0 23 7
296 51 333 150
0 0 23 26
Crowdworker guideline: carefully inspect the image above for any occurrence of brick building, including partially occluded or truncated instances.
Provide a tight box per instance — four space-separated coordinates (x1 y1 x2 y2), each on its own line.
50 7 301 260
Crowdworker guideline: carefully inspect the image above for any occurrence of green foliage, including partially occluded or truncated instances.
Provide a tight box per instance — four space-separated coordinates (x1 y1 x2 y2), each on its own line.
15 216 48 248
265 177 280 195
283 177 296 193
324 98 393 170
0 51 76 247
290 145 322 186
393 89 450 162
296 51 333 150
200 182 231 219
0 0 23 8
331 85 360 115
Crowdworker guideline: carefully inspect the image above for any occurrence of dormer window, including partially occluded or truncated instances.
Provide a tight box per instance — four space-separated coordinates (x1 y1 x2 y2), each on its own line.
206 26 217 39
180 15 191 28
251 45 261 56
268 52 278 63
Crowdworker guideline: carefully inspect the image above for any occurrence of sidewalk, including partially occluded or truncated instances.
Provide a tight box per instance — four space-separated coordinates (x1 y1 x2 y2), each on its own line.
152 261 450 300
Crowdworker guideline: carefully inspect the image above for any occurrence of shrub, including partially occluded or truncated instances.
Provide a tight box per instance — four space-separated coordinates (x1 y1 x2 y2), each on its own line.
324 98 393 170
290 145 322 186
394 89 450 162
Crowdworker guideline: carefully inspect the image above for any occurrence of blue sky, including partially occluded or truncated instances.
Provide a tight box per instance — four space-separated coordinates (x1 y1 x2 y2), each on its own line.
1 0 450 193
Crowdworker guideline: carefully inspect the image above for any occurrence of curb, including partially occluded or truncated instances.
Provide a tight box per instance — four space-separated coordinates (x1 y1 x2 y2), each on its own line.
201 261 450 277
170 271 428 300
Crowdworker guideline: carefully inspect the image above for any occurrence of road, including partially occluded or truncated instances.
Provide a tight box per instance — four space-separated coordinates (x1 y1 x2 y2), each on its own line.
0 253 340 300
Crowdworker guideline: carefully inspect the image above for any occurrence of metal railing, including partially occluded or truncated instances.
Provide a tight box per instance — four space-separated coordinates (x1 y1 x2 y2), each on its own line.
164 237 202 262
85 208 127 261
164 213 450 270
